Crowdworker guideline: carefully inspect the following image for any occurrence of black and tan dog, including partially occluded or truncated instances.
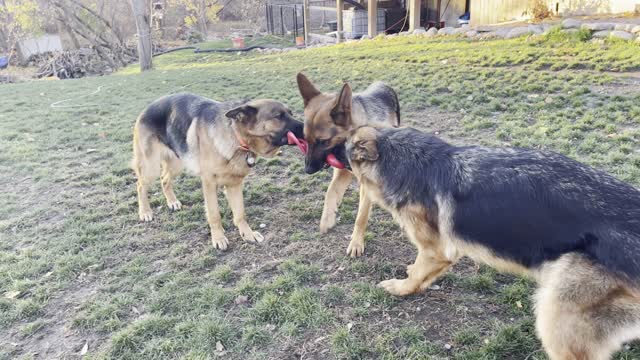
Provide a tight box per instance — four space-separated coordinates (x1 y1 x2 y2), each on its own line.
296 73 400 256
346 125 640 359
132 93 303 250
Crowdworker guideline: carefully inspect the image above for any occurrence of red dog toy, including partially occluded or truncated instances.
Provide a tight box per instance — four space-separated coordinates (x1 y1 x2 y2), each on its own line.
287 131 345 169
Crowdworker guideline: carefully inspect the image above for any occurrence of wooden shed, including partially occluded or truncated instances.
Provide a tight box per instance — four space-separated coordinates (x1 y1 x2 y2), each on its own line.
470 0 530 26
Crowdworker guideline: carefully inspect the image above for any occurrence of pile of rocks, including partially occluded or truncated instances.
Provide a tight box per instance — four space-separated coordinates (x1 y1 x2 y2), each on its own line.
385 19 640 42
561 18 640 41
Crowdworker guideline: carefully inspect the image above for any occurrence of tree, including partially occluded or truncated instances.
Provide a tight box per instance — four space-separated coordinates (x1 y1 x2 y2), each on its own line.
0 0 42 60
50 0 136 69
129 0 153 71
168 0 222 35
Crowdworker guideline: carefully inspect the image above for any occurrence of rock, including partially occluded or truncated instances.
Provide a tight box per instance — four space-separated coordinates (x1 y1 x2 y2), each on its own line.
425 27 438 37
399 31 411 36
453 27 467 35
479 31 498 39
591 30 611 38
562 28 579 34
386 33 398 38
413 28 427 35
614 23 634 32
444 343 453 350
475 25 495 32
234 295 249 305
562 18 581 29
528 24 544 34
360 34 371 40
505 27 531 39
466 30 478 38
438 27 456 35
610 30 634 41
632 25 640 34
495 27 512 38
582 22 615 31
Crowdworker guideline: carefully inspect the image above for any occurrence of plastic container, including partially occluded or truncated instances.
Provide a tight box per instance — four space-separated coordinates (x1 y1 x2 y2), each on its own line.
231 37 245 49
343 8 386 39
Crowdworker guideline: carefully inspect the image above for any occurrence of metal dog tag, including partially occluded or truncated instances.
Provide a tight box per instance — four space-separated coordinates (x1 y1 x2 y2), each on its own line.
246 152 256 167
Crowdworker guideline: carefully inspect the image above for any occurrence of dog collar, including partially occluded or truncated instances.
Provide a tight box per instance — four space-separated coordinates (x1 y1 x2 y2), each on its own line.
233 130 251 152
233 129 256 167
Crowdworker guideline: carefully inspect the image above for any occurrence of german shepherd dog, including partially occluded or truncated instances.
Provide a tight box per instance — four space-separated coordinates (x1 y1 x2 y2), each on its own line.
346 125 640 359
132 93 304 250
296 73 400 256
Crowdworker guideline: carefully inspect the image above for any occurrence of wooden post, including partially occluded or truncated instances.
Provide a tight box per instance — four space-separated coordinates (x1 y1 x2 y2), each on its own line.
368 0 377 38
408 0 420 32
129 0 153 71
336 0 343 42
303 0 310 45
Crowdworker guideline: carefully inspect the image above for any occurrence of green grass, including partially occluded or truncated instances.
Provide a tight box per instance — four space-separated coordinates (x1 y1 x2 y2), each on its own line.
1 33 639 358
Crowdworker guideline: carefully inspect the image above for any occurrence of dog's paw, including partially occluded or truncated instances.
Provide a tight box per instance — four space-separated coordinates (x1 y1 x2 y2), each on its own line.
319 213 336 234
346 239 365 257
167 199 182 211
212 235 229 250
241 230 264 243
377 279 416 296
139 209 153 222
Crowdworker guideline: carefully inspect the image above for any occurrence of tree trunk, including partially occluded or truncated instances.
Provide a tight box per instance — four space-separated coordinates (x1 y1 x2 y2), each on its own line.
129 0 153 71
198 0 208 35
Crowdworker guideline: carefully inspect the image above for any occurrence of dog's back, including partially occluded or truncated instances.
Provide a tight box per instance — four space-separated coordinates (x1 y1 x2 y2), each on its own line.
352 82 400 127
135 93 222 157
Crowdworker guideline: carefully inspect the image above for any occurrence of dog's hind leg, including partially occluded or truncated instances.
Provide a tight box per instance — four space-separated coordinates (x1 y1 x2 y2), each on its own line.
132 127 161 222
202 177 228 250
535 255 640 360
161 154 183 211
320 168 352 233
347 184 372 257
225 181 264 244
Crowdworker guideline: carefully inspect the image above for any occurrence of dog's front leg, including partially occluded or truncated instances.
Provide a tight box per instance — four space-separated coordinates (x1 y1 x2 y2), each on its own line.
202 177 229 250
347 184 372 257
225 182 264 244
379 248 452 296
320 168 352 233
378 221 452 296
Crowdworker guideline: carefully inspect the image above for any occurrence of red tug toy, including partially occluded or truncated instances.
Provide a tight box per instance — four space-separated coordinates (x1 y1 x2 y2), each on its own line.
287 131 345 169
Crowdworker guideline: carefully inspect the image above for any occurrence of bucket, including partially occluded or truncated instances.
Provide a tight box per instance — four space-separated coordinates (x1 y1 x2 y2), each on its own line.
231 37 245 49
295 36 305 47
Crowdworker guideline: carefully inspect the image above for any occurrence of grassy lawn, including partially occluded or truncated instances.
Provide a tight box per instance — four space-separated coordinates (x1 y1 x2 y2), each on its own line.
1 32 640 359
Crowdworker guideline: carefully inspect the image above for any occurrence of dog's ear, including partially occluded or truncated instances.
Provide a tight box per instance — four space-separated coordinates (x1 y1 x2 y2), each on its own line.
351 138 378 162
297 73 321 106
331 83 352 127
225 105 258 124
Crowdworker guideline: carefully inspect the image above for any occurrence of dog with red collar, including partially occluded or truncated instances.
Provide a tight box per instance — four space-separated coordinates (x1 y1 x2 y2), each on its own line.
132 93 304 250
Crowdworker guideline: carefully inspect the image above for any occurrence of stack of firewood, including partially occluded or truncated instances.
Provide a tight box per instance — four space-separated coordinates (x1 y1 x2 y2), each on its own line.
31 47 137 79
